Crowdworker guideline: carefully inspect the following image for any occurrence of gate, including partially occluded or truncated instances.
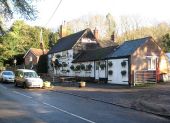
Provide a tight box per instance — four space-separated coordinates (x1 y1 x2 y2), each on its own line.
134 70 158 83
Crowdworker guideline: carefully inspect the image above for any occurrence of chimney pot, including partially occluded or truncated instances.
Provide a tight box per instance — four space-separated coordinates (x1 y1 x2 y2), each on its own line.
93 27 99 40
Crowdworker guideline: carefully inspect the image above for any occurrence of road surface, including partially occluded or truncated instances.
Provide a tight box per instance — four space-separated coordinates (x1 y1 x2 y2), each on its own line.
0 83 169 123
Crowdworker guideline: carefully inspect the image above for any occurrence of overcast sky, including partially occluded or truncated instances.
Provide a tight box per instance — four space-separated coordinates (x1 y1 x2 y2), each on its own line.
27 0 170 29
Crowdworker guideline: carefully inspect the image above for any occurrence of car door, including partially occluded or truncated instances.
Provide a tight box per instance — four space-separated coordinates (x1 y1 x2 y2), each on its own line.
15 71 20 84
15 71 24 85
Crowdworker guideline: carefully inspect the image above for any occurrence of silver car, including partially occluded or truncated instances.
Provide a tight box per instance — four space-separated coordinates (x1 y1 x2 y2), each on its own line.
15 69 43 88
0 70 15 83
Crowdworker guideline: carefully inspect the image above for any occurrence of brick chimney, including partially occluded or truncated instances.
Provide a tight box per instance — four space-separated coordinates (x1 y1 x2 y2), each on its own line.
111 32 115 42
59 21 67 38
93 27 99 40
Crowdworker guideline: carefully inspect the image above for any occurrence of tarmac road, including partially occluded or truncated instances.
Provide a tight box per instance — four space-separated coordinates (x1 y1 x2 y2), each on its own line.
0 83 169 123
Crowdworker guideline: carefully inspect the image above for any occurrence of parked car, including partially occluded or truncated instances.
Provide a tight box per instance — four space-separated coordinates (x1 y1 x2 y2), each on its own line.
15 69 43 88
0 70 15 83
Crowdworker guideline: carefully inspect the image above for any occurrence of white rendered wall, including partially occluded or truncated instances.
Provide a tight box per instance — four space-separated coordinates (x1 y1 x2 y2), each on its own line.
108 58 129 85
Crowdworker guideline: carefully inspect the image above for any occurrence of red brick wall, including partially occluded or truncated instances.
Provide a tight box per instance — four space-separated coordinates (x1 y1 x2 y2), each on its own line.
130 38 169 83
24 52 38 65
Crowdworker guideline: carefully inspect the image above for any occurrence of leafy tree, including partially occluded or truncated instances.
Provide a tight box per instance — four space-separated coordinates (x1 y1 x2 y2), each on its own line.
160 33 170 52
49 32 59 48
0 0 38 35
0 20 57 66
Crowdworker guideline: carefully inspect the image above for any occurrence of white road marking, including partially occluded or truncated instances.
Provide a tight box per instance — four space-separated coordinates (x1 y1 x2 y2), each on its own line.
43 102 96 123
13 91 33 99
12 90 95 123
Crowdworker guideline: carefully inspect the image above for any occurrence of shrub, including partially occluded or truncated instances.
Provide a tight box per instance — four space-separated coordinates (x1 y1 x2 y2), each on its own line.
70 65 74 70
100 64 105 70
37 55 48 73
108 70 113 75
121 70 127 76
62 62 67 67
108 61 113 67
66 70 70 73
121 61 126 67
80 64 85 70
75 65 80 71
86 64 92 70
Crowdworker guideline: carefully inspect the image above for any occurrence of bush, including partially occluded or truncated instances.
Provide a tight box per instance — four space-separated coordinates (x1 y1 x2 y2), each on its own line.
70 65 74 70
37 55 48 73
75 65 80 71
62 62 67 67
108 70 113 75
86 64 92 70
121 61 126 67
66 70 70 73
108 61 113 67
121 70 127 76
100 64 105 70
80 64 85 70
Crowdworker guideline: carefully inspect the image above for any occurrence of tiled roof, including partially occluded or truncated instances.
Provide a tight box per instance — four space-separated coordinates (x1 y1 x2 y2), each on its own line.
24 48 48 58
73 46 118 63
73 37 151 62
30 48 48 56
48 28 96 54
107 37 150 58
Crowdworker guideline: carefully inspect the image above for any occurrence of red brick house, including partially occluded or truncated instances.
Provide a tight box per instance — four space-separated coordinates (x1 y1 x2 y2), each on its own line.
24 48 48 67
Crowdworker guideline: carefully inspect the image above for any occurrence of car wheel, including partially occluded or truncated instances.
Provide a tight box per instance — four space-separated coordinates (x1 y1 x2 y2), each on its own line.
23 82 27 89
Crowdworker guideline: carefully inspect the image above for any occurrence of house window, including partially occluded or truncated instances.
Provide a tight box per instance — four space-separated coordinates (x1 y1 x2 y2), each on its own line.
62 51 67 57
96 61 100 70
147 56 157 70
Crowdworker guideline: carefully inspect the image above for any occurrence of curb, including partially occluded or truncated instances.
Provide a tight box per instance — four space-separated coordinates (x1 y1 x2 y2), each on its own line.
50 89 170 120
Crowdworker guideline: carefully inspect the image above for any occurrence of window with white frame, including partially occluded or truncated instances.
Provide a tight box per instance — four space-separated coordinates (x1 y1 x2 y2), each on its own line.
147 56 157 70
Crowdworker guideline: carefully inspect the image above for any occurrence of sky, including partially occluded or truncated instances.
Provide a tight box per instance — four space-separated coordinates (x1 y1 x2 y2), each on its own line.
27 0 170 30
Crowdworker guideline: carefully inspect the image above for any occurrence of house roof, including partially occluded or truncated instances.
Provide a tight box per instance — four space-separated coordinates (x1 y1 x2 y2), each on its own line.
166 53 170 62
73 46 118 63
98 39 118 48
107 37 151 58
23 48 49 58
48 28 96 54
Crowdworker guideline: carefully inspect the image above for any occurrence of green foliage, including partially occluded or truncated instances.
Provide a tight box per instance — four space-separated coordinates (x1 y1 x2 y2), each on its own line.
49 32 59 48
100 64 106 70
80 64 85 70
86 64 92 71
0 20 58 66
108 70 113 75
121 61 126 67
70 65 74 70
121 70 127 76
160 33 170 52
108 61 113 67
62 62 67 67
75 65 80 71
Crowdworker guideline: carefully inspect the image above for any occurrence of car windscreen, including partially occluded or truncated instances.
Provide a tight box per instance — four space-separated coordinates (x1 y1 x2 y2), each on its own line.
23 72 38 78
3 71 13 75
